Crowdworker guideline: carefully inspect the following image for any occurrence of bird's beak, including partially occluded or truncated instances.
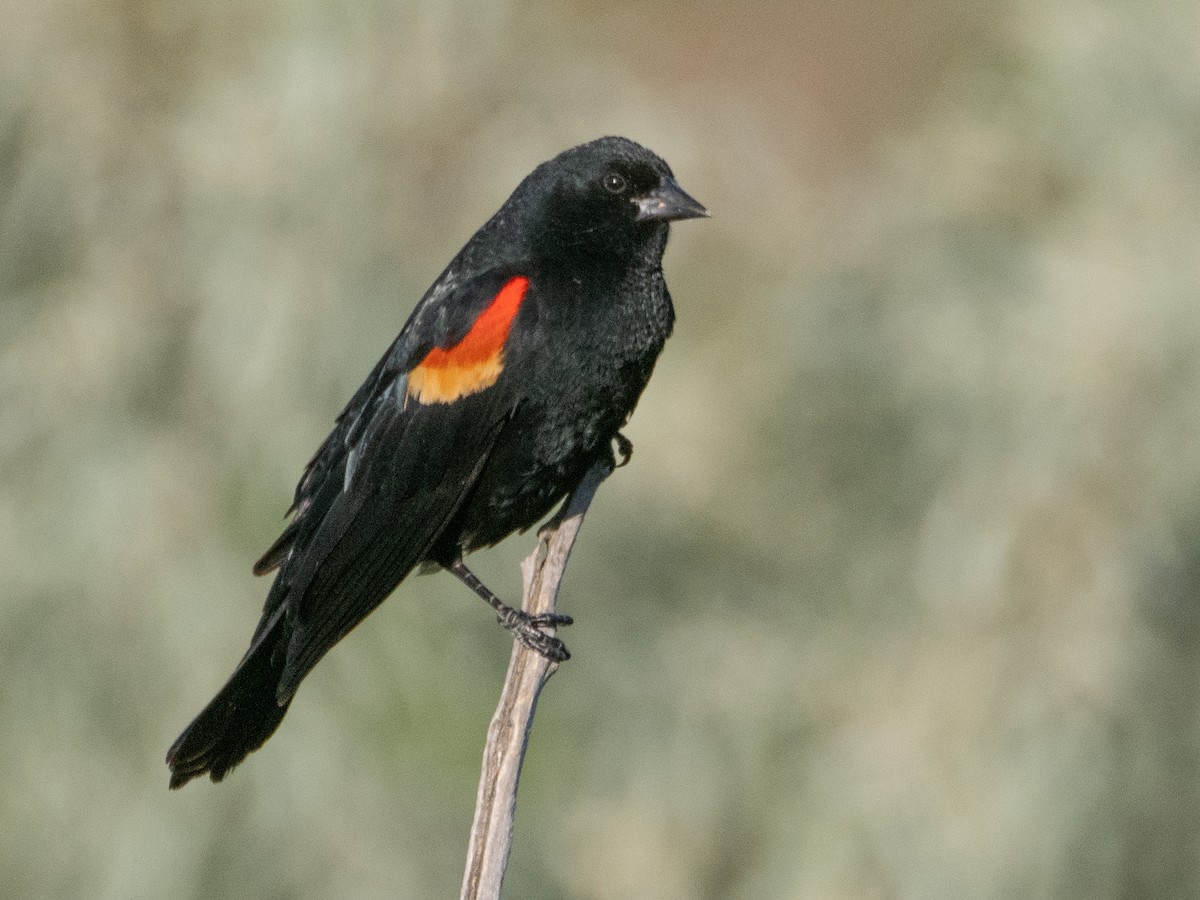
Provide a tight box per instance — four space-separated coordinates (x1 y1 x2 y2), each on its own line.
635 176 709 222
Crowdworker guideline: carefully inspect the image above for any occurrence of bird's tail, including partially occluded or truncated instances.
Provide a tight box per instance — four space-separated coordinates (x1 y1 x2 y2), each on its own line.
166 608 292 789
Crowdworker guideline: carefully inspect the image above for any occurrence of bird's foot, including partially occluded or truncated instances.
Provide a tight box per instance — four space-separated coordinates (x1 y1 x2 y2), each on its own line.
447 558 573 662
612 431 633 468
497 607 573 662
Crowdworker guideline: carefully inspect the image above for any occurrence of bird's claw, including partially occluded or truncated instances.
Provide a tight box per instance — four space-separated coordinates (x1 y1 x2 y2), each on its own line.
499 609 573 662
612 432 633 468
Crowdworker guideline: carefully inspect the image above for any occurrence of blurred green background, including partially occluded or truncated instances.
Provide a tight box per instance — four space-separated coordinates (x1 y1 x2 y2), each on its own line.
3 0 1199 897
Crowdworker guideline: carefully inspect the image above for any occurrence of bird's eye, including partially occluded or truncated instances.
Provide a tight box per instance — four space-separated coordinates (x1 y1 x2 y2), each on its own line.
603 172 627 194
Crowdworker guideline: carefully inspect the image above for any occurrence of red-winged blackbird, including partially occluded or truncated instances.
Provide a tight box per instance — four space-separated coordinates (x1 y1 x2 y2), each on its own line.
166 136 707 789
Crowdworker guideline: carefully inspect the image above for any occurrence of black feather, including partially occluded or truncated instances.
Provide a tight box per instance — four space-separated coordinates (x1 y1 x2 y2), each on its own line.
166 136 705 787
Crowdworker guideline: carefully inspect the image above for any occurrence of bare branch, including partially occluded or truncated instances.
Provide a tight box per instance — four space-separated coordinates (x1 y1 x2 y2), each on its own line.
460 458 613 900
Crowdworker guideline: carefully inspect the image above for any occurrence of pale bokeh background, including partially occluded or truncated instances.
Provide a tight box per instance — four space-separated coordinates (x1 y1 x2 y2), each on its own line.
3 0 1198 897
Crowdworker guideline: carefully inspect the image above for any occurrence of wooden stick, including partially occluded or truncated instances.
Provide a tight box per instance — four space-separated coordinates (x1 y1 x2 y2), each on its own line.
459 458 612 900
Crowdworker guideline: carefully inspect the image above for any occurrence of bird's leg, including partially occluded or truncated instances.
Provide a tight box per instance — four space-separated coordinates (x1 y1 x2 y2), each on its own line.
447 558 572 662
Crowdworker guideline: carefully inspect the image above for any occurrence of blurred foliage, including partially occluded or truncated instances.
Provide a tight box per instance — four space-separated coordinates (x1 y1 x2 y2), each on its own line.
3 0 1199 897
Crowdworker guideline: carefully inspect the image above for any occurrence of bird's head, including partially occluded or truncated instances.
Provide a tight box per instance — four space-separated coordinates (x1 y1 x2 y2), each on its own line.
519 136 708 266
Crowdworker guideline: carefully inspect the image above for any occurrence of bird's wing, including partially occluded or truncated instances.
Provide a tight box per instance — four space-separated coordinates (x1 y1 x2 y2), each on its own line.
254 265 521 575
249 265 534 702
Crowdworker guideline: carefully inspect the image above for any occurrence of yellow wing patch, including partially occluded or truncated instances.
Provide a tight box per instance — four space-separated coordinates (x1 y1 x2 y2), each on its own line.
405 276 529 405
406 353 506 405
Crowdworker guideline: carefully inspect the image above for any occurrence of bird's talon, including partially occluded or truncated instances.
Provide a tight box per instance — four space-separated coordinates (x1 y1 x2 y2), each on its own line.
502 609 572 661
515 628 570 662
529 612 572 628
612 432 633 468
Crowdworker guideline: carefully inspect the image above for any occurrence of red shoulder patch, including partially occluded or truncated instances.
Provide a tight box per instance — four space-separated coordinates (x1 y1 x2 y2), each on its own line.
406 276 530 405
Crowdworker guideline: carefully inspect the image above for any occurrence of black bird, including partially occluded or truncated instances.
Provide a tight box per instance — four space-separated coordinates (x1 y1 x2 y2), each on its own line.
166 136 707 788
